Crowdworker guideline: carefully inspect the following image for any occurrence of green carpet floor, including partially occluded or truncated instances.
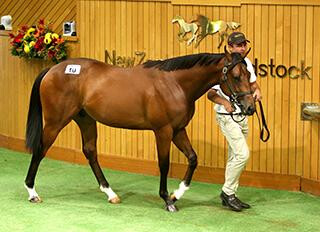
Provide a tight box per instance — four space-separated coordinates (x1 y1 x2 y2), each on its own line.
0 147 319 232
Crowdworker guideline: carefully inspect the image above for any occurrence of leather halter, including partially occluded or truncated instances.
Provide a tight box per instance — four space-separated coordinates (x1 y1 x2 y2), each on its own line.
219 58 271 142
220 58 253 116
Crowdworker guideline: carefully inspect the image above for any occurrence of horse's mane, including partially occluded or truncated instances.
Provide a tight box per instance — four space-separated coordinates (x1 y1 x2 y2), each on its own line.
143 53 225 71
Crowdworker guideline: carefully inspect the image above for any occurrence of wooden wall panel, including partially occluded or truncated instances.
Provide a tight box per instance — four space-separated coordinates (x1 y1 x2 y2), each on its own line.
0 0 76 34
1 0 320 184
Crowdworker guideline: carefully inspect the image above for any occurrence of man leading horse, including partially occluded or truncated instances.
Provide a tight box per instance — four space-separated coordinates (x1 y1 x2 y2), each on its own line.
207 32 262 212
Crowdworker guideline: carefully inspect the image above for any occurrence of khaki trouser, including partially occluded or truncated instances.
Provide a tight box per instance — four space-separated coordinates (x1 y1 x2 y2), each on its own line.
216 113 249 195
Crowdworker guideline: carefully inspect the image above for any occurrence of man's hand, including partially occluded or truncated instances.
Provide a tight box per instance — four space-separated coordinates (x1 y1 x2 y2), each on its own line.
207 88 235 112
223 101 235 113
250 82 262 101
253 88 262 101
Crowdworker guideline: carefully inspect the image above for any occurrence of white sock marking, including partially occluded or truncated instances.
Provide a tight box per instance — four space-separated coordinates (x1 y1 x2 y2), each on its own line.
100 185 118 201
24 184 39 200
173 181 189 200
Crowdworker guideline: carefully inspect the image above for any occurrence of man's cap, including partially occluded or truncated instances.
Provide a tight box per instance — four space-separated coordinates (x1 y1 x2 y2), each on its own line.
228 32 250 45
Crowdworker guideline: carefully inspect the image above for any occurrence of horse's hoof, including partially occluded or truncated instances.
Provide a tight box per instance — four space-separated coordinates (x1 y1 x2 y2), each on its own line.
166 204 178 212
29 196 42 203
109 196 121 204
169 194 177 203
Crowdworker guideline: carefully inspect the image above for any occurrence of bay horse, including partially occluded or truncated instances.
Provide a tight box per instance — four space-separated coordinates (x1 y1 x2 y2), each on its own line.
24 48 255 212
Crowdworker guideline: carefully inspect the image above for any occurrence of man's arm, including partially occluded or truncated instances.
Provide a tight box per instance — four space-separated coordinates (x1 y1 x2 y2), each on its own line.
250 81 262 101
207 89 234 113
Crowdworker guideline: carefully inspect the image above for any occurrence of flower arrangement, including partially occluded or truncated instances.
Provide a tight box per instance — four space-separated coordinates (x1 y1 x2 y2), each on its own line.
8 19 67 63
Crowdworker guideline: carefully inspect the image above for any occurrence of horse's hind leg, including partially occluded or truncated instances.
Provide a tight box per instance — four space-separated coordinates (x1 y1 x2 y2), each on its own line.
170 128 198 202
25 122 67 202
73 111 120 203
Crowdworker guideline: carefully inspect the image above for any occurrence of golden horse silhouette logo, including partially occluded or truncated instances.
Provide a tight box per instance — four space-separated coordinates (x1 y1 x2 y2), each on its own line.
195 15 241 48
172 16 198 46
172 15 240 48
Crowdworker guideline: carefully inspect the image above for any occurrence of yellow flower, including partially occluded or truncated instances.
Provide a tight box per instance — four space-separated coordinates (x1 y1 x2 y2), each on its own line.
51 33 59 39
29 41 36 47
27 28 35 35
45 33 51 38
44 33 52 44
24 28 36 38
44 37 52 44
24 45 30 53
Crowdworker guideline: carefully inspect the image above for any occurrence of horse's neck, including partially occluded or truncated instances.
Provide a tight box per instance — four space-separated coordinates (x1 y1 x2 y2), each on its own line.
175 65 222 102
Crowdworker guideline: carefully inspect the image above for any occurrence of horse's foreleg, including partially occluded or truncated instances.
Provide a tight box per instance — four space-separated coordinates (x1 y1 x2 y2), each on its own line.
73 113 120 204
170 128 198 202
154 126 176 212
25 123 63 202
178 29 186 41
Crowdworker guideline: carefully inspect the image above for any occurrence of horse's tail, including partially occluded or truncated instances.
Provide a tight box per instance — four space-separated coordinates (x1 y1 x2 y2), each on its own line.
25 68 50 155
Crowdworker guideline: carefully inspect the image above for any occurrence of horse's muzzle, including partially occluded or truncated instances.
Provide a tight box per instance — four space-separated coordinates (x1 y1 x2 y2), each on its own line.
245 105 256 116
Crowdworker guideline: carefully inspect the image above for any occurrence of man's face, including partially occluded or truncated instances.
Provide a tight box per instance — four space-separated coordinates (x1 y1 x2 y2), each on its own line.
228 42 247 56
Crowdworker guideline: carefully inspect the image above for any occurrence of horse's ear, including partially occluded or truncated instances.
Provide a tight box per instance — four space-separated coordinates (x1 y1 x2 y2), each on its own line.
244 47 251 58
224 45 232 61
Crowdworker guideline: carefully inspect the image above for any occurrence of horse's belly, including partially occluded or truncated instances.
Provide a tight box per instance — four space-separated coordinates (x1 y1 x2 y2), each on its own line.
98 113 151 130
84 100 151 130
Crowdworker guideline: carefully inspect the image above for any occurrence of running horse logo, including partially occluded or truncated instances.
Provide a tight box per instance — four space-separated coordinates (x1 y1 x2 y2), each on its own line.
172 16 198 46
195 15 241 48
172 15 240 48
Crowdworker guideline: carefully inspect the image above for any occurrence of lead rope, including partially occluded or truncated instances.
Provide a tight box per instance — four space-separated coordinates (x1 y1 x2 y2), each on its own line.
255 101 270 142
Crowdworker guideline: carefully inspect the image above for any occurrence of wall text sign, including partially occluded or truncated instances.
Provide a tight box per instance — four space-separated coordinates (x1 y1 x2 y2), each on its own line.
105 50 146 67
253 58 312 79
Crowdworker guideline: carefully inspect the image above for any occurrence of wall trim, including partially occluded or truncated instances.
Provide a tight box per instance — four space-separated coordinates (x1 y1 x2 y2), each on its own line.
171 0 320 6
1 134 319 196
171 0 241 6
241 0 320 6
79 0 320 6
0 31 10 36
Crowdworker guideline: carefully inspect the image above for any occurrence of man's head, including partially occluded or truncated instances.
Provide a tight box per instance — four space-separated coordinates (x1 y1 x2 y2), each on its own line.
227 32 250 56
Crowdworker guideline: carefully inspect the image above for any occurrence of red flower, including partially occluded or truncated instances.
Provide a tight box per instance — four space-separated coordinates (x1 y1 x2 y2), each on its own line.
52 38 58 44
21 25 29 32
34 29 41 38
9 33 15 39
13 33 24 43
48 49 56 58
39 19 45 25
34 37 44 51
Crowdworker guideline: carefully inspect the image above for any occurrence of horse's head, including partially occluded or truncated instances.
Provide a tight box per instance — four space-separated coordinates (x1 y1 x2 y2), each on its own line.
172 16 183 23
220 47 256 115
